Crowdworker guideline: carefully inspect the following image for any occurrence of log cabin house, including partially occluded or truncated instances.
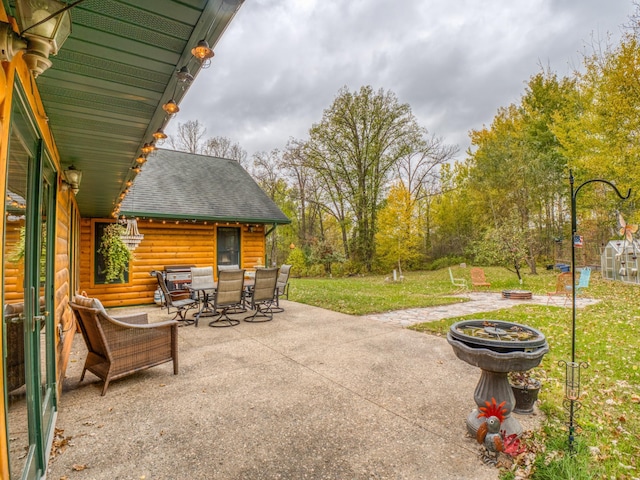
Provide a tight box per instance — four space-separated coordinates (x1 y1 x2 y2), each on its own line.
84 148 290 307
0 2 252 477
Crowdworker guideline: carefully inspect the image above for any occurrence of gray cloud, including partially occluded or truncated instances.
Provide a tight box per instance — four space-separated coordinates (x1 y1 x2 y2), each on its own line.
174 0 634 160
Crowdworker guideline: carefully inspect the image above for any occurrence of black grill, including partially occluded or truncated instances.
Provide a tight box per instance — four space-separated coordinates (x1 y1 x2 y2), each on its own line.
162 265 194 292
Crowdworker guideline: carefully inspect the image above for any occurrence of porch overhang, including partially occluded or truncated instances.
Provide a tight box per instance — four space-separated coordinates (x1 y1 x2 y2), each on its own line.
2 0 244 218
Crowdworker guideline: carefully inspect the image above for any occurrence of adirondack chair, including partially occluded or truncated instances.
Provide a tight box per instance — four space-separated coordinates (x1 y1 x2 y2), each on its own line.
470 267 491 290
449 267 468 291
547 272 572 305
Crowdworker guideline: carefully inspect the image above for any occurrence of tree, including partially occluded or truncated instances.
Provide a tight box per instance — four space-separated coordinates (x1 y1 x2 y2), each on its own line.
468 213 529 282
251 149 294 267
202 136 248 168
465 71 573 271
395 135 458 261
305 85 423 271
375 183 423 272
169 119 206 153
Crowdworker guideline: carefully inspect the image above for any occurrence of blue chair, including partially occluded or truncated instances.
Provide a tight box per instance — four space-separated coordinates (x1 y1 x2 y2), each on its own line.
566 267 591 295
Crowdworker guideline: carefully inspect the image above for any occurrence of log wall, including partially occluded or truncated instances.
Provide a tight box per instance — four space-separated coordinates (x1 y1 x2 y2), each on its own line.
79 219 266 307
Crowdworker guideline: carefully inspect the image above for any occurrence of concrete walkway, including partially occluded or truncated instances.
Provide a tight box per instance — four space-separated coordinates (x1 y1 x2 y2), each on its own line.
46 295 568 480
364 291 600 328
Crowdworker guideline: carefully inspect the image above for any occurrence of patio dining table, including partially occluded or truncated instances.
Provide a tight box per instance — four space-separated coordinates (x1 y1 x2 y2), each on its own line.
189 279 255 326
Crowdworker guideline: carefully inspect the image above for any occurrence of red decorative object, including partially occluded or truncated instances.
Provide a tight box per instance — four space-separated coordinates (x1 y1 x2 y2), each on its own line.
477 397 507 423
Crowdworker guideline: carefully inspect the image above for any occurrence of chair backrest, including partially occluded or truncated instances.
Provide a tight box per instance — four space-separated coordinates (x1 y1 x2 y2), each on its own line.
277 264 292 288
470 267 487 283
218 264 240 275
556 272 573 292
70 296 111 360
253 268 279 302
191 266 214 290
155 271 174 306
3 303 26 391
214 269 245 307
577 267 591 288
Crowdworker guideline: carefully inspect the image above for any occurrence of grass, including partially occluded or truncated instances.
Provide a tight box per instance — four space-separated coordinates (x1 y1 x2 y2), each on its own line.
289 266 552 316
287 266 640 479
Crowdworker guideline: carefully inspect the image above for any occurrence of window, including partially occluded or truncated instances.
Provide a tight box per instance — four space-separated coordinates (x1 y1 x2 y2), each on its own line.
217 227 240 266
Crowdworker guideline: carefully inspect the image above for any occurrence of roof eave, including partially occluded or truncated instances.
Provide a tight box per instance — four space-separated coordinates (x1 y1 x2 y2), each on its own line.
120 210 291 225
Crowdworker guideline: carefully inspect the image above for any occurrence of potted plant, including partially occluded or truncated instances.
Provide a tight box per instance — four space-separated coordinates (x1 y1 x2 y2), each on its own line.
508 370 541 414
98 223 132 283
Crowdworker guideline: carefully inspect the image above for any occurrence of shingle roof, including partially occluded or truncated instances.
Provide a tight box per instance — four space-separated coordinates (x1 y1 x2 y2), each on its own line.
120 149 290 224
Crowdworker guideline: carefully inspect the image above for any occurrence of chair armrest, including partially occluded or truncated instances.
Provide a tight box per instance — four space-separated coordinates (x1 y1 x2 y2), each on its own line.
107 315 179 329
113 313 149 325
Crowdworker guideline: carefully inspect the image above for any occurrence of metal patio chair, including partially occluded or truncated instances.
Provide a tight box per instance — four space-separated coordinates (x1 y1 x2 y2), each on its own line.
271 264 292 313
156 271 198 324
208 269 245 327
244 267 279 322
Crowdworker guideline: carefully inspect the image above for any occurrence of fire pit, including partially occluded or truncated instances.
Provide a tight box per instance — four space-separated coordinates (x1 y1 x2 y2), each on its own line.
501 290 533 300
447 319 549 436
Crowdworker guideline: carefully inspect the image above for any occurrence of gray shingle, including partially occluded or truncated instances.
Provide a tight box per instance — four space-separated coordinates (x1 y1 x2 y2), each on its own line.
120 149 290 224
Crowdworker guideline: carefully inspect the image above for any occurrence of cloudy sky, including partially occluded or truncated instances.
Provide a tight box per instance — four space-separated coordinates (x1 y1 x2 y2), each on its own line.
174 0 636 161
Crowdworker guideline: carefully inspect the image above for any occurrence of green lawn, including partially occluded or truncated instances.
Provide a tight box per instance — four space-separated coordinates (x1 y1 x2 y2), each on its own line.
288 266 554 315
287 267 640 480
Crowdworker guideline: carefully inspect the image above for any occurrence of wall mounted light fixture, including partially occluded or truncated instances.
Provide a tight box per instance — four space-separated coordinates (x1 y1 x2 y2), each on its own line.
0 0 72 77
63 164 82 194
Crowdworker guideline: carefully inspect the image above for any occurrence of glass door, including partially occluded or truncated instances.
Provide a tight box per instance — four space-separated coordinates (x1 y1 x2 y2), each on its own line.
3 83 56 479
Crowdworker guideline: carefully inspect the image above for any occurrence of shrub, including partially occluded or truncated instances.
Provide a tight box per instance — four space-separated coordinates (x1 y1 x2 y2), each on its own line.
427 256 467 271
286 248 307 277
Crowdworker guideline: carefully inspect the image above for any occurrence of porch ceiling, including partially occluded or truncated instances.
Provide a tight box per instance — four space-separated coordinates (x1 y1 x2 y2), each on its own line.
5 0 243 218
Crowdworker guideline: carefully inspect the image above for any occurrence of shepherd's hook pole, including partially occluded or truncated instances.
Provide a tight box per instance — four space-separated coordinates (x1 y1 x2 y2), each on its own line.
567 169 630 451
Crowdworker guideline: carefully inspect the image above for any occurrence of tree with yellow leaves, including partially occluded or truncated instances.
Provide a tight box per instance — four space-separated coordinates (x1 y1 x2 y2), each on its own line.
375 183 423 273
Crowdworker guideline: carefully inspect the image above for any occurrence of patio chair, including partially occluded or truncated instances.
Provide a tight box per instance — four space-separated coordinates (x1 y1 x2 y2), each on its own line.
3 299 46 392
155 271 197 324
208 269 245 327
3 303 26 392
470 267 491 290
190 266 216 326
547 272 572 305
272 264 292 313
449 267 468 291
244 267 279 322
571 267 591 295
70 294 179 395
217 264 240 277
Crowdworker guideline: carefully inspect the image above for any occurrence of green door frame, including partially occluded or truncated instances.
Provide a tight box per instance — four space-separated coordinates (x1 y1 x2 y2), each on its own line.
4 81 57 480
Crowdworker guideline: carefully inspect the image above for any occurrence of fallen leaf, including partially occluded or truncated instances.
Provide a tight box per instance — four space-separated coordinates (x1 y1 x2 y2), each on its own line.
72 464 87 471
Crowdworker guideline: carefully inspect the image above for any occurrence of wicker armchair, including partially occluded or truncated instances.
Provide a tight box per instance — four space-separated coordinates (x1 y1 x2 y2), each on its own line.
3 303 26 392
70 295 179 395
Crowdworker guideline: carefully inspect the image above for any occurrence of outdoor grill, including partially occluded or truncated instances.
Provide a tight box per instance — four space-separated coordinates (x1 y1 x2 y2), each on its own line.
162 265 194 292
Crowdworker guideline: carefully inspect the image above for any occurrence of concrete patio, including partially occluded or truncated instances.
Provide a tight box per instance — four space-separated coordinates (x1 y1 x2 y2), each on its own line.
47 299 542 480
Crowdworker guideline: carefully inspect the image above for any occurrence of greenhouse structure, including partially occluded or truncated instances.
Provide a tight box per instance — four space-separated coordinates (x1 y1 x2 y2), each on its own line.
601 239 640 284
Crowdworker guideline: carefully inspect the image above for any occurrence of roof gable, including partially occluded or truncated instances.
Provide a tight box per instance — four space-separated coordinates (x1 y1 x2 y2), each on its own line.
120 149 290 224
